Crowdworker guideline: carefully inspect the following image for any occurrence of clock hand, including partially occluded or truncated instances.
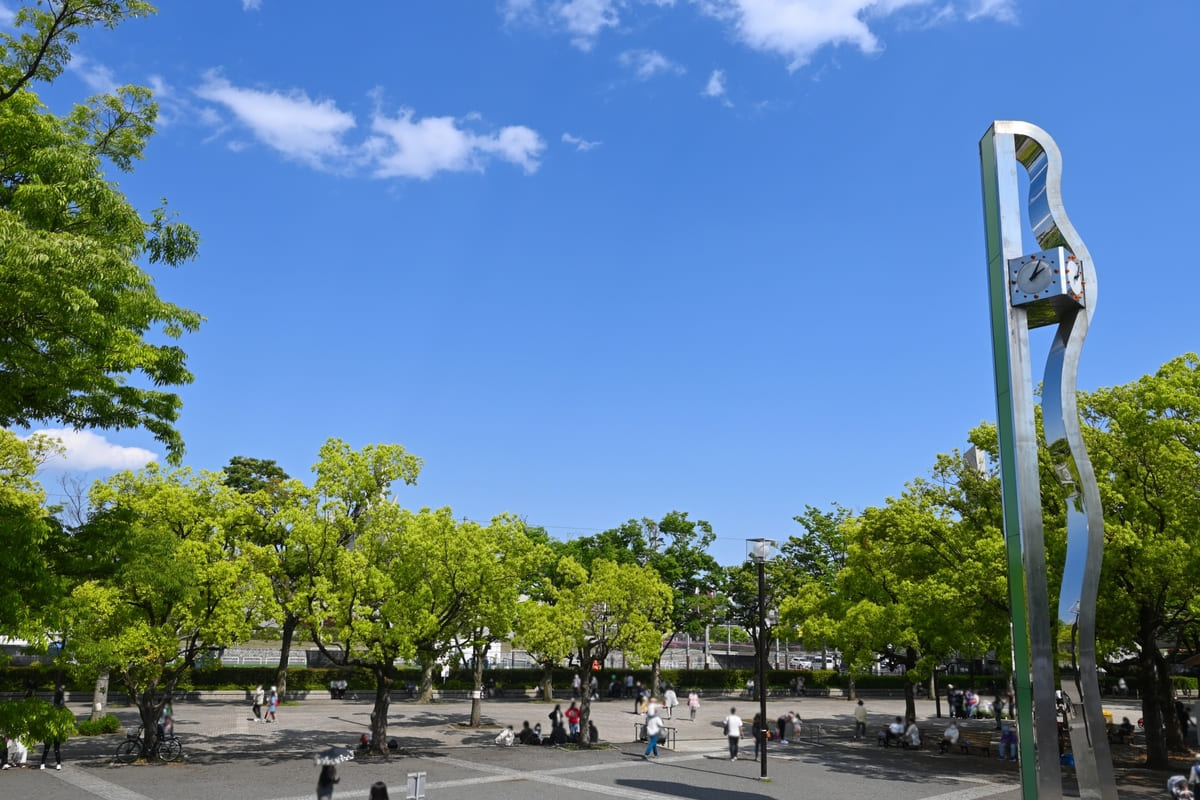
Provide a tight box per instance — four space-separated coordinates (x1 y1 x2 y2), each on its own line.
1030 262 1045 280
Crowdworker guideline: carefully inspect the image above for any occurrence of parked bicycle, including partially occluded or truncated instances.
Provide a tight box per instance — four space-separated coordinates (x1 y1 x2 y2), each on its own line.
114 726 183 764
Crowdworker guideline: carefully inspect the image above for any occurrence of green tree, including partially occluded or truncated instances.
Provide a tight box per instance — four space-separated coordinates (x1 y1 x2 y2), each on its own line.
516 557 672 746
0 430 63 639
0 2 202 464
444 514 550 727
1085 354 1200 768
290 439 422 752
58 465 274 758
220 456 306 697
554 512 723 690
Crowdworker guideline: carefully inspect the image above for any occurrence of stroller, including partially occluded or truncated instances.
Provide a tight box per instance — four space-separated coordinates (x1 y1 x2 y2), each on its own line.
1168 775 1194 799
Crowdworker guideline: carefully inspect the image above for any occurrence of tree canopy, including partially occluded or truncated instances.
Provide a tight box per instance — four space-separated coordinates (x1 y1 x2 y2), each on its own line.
0 1 201 463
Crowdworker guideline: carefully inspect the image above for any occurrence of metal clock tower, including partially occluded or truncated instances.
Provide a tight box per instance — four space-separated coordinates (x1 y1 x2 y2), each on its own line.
979 121 1116 800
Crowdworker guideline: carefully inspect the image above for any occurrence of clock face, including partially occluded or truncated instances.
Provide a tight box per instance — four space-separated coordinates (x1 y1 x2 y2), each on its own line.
1015 258 1054 295
1066 256 1085 298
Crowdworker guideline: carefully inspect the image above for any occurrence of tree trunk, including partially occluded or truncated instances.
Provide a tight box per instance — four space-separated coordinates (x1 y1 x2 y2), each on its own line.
1157 650 1184 752
541 661 554 701
470 644 485 728
134 681 166 759
1139 626 1168 769
274 613 298 699
848 674 856 702
90 672 109 722
903 648 918 722
370 667 393 754
418 660 435 703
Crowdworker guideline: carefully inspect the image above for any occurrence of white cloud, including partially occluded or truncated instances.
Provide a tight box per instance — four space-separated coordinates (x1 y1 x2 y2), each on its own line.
367 108 545 179
0 4 14 27
618 48 685 79
702 68 732 105
25 429 157 472
562 132 602 151
559 0 622 49
242 0 262 10
965 0 1016 22
699 0 925 71
194 72 357 170
193 75 544 180
509 1 1007 72
66 53 118 94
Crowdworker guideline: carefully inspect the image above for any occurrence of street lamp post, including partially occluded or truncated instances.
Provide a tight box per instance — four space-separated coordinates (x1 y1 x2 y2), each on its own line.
747 538 776 781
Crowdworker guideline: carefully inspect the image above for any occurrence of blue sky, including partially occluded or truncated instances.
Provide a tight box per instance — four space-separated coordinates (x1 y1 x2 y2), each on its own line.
13 1 1199 564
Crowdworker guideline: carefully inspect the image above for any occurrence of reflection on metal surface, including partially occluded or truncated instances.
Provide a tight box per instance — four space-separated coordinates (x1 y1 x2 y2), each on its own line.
981 121 1116 800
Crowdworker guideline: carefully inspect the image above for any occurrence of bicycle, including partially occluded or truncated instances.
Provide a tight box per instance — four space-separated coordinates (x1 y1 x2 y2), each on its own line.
114 726 183 764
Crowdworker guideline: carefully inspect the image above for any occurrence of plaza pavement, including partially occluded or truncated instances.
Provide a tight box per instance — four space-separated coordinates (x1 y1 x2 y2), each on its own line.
0 691 1176 800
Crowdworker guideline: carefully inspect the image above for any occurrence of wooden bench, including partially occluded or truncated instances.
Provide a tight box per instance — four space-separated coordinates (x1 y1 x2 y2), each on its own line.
957 730 994 756
633 722 677 750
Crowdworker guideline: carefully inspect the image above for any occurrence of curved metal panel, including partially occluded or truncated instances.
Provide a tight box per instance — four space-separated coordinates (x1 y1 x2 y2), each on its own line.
994 121 1116 800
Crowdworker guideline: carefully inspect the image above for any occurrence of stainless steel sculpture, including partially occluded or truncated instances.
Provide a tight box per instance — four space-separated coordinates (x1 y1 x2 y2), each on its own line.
979 121 1116 800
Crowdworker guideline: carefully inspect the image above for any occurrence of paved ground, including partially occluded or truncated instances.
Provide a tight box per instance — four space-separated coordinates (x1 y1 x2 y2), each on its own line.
0 692 1179 799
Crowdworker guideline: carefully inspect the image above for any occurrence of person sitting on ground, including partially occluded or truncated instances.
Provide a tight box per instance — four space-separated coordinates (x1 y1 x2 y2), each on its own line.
877 724 890 746
357 732 372 751
998 724 1018 761
588 720 600 743
533 722 546 744
887 716 905 745
904 717 922 748
517 721 539 745
495 725 515 746
939 721 960 753
549 721 568 746
1117 717 1135 744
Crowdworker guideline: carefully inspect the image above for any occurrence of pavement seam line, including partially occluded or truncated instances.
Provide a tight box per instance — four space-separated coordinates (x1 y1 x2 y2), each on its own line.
44 768 157 800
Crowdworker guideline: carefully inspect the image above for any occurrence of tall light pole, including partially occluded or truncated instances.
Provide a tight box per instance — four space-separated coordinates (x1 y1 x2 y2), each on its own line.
747 538 776 781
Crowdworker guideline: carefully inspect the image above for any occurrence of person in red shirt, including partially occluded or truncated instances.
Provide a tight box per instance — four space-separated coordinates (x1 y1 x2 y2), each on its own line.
565 702 581 739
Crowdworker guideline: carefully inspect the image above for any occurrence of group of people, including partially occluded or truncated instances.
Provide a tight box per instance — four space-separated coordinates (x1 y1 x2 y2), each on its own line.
879 716 923 748
251 684 279 723
329 678 349 699
495 707 600 747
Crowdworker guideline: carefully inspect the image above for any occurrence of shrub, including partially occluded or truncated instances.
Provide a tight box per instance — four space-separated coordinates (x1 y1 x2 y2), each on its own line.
76 714 122 736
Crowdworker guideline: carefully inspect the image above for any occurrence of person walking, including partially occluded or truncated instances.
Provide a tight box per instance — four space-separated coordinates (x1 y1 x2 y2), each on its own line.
572 673 581 700
853 699 868 739
316 764 339 800
252 684 265 722
723 707 743 761
266 686 279 723
663 686 678 719
687 690 700 721
642 706 663 759
39 684 66 771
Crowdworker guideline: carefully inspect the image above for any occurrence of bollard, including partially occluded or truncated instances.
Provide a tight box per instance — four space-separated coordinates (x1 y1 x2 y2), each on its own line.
406 771 426 800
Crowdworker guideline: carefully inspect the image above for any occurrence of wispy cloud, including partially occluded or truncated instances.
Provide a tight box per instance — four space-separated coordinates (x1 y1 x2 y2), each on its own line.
66 53 118 94
25 429 157 472
194 73 544 180
965 0 1016 23
242 0 262 10
702 68 732 105
618 48 685 80
562 132 602 151
194 72 357 170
